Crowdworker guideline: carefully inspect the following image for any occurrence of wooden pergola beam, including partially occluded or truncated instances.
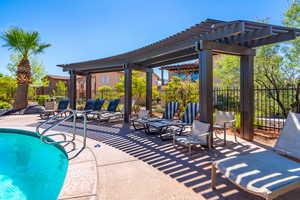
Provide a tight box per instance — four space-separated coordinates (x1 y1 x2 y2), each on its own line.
232 26 273 45
148 54 198 68
196 40 256 56
248 30 296 47
203 22 245 40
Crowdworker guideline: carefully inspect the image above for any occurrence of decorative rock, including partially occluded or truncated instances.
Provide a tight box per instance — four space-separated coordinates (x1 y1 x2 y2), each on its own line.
23 104 45 114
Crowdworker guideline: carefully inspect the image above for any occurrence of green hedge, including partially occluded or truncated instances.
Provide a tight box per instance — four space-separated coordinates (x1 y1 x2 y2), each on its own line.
0 101 11 109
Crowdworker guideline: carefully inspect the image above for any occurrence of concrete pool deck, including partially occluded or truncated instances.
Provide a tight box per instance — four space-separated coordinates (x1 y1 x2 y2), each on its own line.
0 114 300 200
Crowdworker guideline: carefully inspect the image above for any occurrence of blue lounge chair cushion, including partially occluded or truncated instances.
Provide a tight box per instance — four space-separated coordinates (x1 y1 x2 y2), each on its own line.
182 102 199 124
93 99 105 111
107 99 120 112
57 99 69 110
163 102 180 119
214 150 300 195
84 99 96 110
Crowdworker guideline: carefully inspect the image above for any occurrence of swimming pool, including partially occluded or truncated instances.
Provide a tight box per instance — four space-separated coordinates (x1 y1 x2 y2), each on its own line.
0 128 68 200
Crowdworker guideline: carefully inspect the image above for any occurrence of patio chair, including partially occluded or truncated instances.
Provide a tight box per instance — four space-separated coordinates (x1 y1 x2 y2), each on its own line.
211 112 300 200
213 111 237 145
131 110 150 131
39 99 69 120
173 120 211 155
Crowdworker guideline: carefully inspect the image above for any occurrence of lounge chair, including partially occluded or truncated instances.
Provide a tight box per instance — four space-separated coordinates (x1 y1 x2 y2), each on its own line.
77 99 103 119
91 99 121 122
172 102 200 134
173 120 211 155
211 112 300 200
163 101 180 120
39 99 69 120
85 99 96 110
213 111 237 145
93 98 105 111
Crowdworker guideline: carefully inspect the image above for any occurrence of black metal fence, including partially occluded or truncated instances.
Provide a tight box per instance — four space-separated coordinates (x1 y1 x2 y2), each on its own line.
214 87 298 137
161 86 299 138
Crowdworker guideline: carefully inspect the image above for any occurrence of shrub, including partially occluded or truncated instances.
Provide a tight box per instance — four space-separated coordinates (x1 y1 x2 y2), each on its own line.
0 101 11 109
36 95 50 106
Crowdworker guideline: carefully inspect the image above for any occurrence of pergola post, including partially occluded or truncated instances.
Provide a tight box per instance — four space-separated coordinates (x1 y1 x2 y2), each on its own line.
86 73 92 100
198 49 213 125
146 68 153 115
161 69 164 85
124 64 132 123
240 55 254 141
69 70 77 110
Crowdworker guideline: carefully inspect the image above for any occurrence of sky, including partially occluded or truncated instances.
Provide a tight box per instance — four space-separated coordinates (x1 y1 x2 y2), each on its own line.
0 0 292 77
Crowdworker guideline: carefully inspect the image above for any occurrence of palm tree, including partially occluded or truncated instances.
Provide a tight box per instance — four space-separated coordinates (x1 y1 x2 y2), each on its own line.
1 28 50 109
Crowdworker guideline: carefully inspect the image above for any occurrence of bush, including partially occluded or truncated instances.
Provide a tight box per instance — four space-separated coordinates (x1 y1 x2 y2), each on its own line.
0 101 11 109
36 95 50 106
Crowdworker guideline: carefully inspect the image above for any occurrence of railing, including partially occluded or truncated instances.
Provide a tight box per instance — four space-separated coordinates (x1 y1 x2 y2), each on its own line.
160 86 299 137
36 109 87 160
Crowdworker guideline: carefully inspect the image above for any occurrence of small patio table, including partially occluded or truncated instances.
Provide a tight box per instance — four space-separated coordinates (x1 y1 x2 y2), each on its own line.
146 120 187 141
131 117 165 131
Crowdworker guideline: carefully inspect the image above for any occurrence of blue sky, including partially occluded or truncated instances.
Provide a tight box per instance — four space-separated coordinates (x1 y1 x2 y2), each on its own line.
0 0 291 77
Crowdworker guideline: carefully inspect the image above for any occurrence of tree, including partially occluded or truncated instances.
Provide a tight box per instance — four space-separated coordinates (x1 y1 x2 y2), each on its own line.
160 76 198 115
214 55 240 88
115 71 158 105
282 0 300 112
0 75 17 102
8 51 47 86
1 27 50 109
54 81 67 97
95 85 119 100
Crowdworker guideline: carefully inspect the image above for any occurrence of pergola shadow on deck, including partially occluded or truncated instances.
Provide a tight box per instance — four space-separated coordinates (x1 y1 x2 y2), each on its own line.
43 120 299 200
58 18 300 142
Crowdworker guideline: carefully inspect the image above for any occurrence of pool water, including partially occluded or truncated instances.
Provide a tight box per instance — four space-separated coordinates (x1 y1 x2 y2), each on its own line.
0 129 68 200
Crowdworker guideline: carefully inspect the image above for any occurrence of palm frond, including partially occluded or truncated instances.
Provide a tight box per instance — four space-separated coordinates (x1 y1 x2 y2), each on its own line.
1 27 50 58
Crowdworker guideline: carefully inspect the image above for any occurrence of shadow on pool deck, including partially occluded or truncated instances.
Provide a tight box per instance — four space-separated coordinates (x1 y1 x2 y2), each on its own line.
26 118 300 200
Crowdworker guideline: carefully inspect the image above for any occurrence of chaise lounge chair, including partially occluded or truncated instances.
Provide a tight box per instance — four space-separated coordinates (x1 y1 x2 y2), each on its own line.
91 99 121 122
39 99 69 120
211 112 300 200
172 102 200 134
77 99 105 119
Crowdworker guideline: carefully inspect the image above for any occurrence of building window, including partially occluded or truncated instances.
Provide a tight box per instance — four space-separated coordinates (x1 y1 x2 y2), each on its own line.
100 75 110 84
190 72 199 82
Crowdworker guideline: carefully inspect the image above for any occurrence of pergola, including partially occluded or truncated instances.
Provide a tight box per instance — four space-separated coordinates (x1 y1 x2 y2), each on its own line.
58 18 300 141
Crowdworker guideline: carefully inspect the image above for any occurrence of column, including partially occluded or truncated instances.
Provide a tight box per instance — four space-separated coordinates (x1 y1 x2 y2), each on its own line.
146 68 153 115
198 49 213 124
86 73 92 100
240 55 254 141
124 64 132 123
69 70 77 110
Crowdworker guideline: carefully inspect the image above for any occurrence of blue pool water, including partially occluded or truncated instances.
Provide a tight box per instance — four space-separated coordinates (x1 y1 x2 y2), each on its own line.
0 129 68 200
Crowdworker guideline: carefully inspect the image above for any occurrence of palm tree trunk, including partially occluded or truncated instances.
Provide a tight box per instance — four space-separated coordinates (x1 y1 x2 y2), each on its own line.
13 83 28 109
13 58 31 109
